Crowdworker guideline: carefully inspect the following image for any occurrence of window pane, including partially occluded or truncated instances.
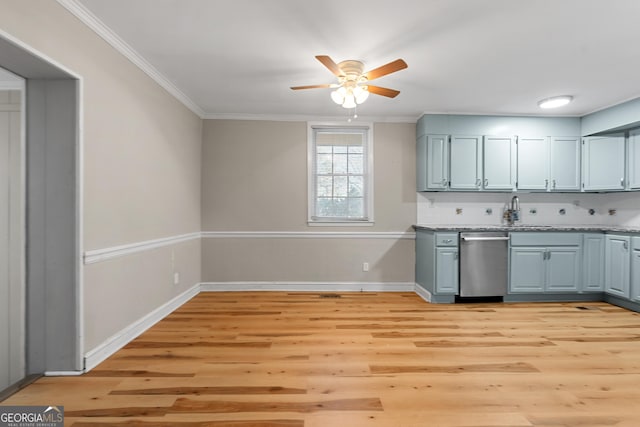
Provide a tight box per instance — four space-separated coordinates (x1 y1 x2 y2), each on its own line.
333 154 348 174
348 176 363 197
348 198 364 218
317 146 332 154
317 154 333 174
317 176 333 197
349 146 363 154
332 198 348 217
333 145 348 154
316 198 333 217
334 176 348 197
348 153 363 174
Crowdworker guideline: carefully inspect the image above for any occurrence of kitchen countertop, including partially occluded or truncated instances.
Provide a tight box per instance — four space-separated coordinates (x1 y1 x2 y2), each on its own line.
413 224 640 233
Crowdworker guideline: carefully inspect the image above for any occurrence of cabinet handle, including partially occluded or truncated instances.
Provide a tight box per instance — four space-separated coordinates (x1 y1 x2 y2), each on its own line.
547 251 551 260
543 251 547 260
621 178 625 187
545 179 549 189
476 178 481 187
624 241 629 251
443 239 452 243
552 179 557 189
484 178 488 187
454 252 459 260
442 178 447 186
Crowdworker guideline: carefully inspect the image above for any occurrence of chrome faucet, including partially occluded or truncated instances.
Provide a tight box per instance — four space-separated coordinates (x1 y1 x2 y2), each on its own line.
505 195 520 225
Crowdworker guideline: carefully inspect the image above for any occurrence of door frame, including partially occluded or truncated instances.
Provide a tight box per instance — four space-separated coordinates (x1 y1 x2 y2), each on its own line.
0 29 84 377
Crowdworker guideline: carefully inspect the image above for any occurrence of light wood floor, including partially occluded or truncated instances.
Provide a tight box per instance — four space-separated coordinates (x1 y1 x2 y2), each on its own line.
3 292 640 426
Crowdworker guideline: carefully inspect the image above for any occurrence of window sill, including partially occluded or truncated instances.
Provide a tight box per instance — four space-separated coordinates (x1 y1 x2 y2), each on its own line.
308 221 375 227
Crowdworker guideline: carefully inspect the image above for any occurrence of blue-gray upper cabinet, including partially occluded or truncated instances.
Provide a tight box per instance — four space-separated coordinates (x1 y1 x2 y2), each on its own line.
582 233 605 292
517 136 550 190
550 137 581 191
450 135 482 190
483 136 516 190
582 135 626 191
628 130 640 189
604 234 630 298
417 134 448 191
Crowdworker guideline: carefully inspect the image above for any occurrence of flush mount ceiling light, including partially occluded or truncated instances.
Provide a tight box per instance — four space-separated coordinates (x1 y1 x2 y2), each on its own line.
291 55 407 109
538 95 573 109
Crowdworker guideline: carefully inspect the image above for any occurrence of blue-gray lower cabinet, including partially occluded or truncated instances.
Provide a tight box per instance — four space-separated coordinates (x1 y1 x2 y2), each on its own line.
509 233 581 294
605 235 630 298
415 230 458 302
583 234 605 291
510 247 580 293
510 248 546 292
435 247 459 294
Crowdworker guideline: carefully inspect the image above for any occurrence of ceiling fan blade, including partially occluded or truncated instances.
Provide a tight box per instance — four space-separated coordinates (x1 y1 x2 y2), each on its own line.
366 85 401 98
364 59 408 81
315 55 343 77
290 84 336 90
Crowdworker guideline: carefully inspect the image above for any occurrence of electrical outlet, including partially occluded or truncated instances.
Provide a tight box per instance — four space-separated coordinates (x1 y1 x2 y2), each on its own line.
456 208 463 215
362 262 369 272
485 208 493 215
173 272 180 285
609 209 617 216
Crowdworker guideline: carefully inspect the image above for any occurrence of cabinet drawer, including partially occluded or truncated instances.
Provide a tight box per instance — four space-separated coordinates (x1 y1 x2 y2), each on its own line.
510 232 582 246
435 233 458 247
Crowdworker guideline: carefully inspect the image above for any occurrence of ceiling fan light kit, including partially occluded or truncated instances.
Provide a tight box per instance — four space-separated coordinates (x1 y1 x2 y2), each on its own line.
291 55 407 112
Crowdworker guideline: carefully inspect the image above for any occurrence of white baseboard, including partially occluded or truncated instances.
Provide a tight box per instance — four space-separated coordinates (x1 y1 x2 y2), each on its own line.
45 371 83 376
200 281 416 292
414 284 432 302
83 284 200 372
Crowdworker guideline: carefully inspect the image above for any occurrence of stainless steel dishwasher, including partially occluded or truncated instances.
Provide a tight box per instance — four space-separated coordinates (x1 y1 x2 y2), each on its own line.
459 232 509 298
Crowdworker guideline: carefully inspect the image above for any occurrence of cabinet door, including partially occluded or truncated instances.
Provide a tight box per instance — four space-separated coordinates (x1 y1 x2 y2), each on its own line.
632 250 640 302
426 134 449 190
582 234 605 292
628 131 640 189
483 136 515 190
604 235 630 298
509 247 545 293
517 136 549 190
436 247 458 294
546 247 581 292
550 137 581 191
582 135 626 191
449 135 482 190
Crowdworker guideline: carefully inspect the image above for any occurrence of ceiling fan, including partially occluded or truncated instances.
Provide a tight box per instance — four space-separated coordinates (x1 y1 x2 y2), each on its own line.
291 55 408 109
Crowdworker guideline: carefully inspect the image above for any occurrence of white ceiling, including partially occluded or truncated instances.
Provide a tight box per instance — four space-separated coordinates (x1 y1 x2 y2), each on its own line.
72 0 640 121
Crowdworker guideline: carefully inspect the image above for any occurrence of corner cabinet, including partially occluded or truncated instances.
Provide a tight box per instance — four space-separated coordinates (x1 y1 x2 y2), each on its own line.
582 233 605 292
582 135 626 191
604 235 630 298
628 130 640 189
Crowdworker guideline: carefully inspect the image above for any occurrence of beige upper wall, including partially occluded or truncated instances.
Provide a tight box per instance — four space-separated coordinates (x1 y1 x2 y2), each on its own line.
0 0 202 250
201 119 416 231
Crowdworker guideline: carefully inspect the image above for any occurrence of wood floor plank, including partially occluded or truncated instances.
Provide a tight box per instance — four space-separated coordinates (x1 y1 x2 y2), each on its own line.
3 292 640 426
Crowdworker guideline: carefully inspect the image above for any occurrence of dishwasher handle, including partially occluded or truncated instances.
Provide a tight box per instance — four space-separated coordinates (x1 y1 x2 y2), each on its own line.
461 236 510 241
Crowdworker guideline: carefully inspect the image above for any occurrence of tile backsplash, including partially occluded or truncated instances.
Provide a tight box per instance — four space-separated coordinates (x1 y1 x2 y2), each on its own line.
416 192 640 227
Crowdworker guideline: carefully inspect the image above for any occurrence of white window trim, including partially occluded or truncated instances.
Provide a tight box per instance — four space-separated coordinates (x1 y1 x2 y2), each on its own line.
307 121 374 226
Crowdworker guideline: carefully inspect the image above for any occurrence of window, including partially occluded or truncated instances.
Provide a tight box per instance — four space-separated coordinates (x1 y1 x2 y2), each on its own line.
308 123 373 225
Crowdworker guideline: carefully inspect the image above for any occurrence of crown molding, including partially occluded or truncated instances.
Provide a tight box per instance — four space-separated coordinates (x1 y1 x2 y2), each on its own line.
56 0 206 118
203 112 418 123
